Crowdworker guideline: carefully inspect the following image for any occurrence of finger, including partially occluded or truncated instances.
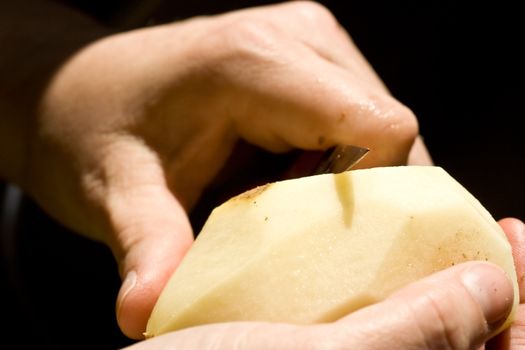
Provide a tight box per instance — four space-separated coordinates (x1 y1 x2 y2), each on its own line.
328 262 514 349
240 1 389 92
490 218 525 350
281 1 389 91
124 322 309 350
124 262 514 349
499 217 525 301
225 36 418 167
407 135 434 165
97 141 193 339
486 304 525 350
112 185 193 339
509 304 525 349
218 1 422 167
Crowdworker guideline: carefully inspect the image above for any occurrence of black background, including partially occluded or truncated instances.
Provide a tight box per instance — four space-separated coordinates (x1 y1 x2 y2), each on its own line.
1 1 523 349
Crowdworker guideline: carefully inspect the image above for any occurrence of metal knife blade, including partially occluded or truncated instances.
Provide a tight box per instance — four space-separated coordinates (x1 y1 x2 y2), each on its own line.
313 145 369 175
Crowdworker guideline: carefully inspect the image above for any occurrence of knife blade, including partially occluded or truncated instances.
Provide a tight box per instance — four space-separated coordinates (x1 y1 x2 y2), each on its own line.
313 145 369 175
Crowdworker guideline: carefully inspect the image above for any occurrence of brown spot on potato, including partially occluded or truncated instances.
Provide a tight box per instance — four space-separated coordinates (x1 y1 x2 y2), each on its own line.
234 183 271 201
318 136 326 146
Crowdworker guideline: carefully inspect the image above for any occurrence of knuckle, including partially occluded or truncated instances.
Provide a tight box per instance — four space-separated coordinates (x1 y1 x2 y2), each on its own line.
352 96 420 165
373 97 419 147
221 17 280 59
412 297 456 349
290 1 338 27
389 102 420 143
406 291 471 350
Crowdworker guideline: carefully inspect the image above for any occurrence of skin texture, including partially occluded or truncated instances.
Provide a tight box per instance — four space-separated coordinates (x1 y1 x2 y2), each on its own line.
1 1 522 348
486 219 525 350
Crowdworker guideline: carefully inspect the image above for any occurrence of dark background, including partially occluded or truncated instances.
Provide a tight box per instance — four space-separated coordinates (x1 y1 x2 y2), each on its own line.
1 1 523 349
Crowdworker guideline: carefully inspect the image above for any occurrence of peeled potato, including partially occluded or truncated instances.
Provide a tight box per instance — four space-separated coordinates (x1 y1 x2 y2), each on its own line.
146 166 518 337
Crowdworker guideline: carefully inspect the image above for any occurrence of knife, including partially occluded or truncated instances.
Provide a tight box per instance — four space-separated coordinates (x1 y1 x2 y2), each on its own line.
313 145 369 175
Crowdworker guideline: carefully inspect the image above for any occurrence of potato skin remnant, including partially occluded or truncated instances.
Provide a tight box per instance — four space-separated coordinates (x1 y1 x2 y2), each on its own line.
234 183 271 201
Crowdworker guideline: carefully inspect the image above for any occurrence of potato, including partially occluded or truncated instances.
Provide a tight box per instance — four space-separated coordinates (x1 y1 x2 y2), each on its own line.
146 166 518 337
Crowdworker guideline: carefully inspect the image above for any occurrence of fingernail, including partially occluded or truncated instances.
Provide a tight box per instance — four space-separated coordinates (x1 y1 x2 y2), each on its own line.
461 263 514 328
117 270 137 318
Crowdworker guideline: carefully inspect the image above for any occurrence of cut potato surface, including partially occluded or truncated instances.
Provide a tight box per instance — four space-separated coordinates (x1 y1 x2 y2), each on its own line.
146 166 518 337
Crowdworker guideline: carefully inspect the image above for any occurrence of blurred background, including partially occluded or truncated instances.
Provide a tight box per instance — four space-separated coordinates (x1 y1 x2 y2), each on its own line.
1 1 523 348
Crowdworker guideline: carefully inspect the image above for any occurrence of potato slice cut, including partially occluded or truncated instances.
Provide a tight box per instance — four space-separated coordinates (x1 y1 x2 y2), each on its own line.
146 166 518 337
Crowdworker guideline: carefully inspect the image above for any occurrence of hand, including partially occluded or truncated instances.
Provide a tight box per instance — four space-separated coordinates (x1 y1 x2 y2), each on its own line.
486 218 525 349
19 1 429 338
117 219 522 349
122 239 518 349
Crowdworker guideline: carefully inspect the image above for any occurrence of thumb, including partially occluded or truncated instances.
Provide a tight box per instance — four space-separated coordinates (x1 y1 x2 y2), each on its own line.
123 262 514 350
331 261 515 349
103 167 193 339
